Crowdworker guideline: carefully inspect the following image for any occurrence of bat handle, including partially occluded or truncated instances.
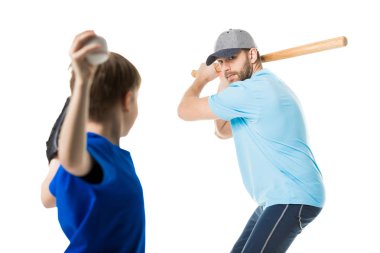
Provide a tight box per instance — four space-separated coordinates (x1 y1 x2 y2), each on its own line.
191 63 221 78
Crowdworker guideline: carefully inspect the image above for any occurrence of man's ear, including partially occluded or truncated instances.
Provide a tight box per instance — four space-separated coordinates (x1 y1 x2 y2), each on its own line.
249 48 258 63
122 90 133 112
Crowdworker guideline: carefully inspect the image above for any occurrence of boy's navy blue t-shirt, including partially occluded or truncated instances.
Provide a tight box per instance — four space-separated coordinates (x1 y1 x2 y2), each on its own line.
50 132 145 253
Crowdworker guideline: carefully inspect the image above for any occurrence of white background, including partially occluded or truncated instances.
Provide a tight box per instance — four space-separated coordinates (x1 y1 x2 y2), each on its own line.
1 0 379 252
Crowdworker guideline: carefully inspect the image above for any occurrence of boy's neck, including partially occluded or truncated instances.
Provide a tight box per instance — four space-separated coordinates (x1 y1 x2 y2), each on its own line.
87 120 121 146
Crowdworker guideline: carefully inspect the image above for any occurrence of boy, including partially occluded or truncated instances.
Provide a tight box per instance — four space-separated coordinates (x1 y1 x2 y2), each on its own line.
41 30 145 252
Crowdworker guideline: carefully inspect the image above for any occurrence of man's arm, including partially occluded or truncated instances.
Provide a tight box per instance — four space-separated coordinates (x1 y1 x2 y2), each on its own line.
178 63 219 121
214 74 232 139
215 119 232 139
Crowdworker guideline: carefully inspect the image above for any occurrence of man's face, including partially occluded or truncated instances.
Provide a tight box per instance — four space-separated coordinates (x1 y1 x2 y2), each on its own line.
217 50 253 83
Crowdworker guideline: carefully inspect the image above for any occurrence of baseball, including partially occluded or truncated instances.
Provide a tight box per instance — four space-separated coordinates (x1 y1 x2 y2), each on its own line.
84 35 109 65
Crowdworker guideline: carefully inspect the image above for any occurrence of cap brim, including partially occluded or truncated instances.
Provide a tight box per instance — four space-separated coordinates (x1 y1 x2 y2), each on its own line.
206 48 241 66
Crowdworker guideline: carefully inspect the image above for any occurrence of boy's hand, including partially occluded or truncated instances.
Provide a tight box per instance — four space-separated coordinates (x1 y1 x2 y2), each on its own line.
69 30 100 86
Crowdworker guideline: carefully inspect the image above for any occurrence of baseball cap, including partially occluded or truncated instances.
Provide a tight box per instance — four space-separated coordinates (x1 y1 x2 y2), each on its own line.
206 29 257 66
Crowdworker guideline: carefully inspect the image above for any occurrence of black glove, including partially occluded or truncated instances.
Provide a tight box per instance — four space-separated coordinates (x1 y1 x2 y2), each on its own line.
46 97 71 163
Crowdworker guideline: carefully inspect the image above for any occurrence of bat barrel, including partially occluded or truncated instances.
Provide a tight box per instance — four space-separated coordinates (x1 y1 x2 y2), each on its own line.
260 36 348 62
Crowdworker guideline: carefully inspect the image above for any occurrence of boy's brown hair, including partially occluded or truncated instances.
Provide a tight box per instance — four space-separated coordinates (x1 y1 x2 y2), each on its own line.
70 52 141 122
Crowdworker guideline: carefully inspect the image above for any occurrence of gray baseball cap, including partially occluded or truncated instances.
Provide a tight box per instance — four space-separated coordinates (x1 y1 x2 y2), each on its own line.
206 29 257 66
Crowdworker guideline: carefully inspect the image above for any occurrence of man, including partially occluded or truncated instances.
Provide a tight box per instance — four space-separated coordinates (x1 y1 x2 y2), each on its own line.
178 29 325 253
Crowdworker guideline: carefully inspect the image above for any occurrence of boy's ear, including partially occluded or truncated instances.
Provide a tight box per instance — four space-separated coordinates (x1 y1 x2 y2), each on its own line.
122 91 133 112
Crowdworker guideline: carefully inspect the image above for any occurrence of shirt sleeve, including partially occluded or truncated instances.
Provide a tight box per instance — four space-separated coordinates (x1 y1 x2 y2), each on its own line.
49 166 62 197
208 80 264 122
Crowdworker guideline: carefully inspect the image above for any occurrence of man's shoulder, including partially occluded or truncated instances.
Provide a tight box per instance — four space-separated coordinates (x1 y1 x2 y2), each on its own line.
252 68 277 81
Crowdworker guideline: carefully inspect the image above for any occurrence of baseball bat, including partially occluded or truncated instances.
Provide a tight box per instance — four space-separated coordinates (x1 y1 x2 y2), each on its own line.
191 36 348 77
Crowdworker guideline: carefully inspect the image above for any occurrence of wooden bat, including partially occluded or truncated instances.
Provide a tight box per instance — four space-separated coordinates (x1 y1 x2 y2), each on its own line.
191 36 348 77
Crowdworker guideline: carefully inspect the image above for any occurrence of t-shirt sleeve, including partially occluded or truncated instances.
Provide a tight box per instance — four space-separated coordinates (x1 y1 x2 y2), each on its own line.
80 157 104 184
49 166 62 197
208 81 263 121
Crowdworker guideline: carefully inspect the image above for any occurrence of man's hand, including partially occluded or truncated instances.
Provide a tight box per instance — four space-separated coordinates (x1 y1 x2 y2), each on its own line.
194 63 219 84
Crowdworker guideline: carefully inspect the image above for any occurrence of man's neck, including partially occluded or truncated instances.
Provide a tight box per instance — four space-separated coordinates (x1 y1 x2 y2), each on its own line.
252 62 263 75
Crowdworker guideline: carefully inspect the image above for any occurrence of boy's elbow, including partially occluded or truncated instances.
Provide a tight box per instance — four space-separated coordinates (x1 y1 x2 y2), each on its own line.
41 191 56 208
58 152 87 176
41 199 55 209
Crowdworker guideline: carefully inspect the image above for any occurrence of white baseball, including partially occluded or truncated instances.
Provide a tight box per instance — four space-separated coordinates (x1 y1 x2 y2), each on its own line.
84 36 109 65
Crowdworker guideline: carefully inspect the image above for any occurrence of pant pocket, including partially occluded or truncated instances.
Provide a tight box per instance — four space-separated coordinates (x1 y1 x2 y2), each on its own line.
298 205 322 230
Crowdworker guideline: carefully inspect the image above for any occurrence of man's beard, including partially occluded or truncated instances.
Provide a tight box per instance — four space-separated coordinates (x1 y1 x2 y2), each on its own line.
225 55 253 82
239 56 254 81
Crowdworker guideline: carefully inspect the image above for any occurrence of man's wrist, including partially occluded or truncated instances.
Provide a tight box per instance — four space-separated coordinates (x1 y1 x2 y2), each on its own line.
193 78 208 90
